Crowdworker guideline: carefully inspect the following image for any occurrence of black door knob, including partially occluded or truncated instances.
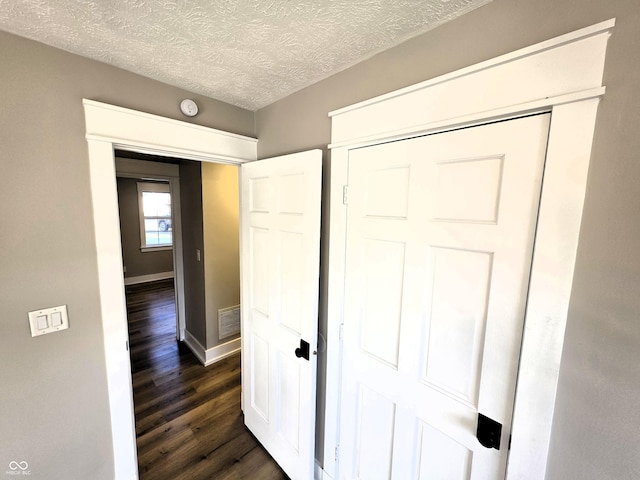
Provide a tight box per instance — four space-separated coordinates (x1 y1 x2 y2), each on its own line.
295 339 310 360
477 413 502 450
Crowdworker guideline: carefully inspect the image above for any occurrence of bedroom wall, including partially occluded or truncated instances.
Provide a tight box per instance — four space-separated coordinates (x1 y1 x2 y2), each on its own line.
3 0 639 477
116 177 174 280
0 30 254 480
179 160 207 346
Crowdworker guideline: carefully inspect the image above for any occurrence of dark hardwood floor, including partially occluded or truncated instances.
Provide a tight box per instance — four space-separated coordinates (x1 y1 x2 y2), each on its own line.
126 279 288 480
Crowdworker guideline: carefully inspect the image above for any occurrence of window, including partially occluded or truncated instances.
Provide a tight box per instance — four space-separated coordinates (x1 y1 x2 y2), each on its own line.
137 182 172 251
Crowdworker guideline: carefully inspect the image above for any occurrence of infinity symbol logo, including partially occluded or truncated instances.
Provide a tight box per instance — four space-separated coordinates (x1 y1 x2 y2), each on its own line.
8 461 29 471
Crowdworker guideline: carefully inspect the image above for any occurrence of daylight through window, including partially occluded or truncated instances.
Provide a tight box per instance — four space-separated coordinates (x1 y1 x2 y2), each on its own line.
137 182 172 250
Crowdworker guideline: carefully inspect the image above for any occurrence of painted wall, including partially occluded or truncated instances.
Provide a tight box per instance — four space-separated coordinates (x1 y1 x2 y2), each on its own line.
178 161 241 351
202 163 241 349
116 177 174 279
179 160 207 346
0 30 253 479
3 0 640 477
255 0 640 477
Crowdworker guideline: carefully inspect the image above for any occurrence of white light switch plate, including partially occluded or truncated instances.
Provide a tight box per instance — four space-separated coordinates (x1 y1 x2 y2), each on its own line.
28 305 69 337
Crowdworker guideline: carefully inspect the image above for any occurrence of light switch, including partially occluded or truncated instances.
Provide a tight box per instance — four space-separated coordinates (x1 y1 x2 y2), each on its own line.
28 305 69 337
51 311 63 327
36 315 48 330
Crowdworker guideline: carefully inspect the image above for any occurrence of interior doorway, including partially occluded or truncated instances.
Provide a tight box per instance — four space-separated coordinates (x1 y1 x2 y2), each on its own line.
113 151 278 478
123 278 286 479
83 98 258 477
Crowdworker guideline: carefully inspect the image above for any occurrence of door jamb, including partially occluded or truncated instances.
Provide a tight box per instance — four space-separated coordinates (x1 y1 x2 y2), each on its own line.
83 99 257 479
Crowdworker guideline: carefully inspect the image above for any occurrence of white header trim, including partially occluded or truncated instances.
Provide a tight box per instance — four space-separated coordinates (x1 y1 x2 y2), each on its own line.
329 18 614 118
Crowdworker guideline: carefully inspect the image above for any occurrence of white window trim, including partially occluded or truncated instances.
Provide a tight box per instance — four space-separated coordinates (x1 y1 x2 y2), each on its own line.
136 181 173 251
324 19 614 480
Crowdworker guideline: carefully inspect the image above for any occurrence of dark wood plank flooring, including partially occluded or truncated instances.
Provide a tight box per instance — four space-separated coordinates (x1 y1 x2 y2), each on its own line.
126 279 288 480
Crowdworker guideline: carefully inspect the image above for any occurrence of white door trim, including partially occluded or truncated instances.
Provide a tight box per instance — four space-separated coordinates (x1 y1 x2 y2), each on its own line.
83 99 257 480
325 19 614 480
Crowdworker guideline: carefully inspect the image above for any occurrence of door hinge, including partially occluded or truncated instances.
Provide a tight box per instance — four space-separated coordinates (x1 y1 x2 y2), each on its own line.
335 445 339 462
339 324 344 341
125 340 129 351
342 185 349 205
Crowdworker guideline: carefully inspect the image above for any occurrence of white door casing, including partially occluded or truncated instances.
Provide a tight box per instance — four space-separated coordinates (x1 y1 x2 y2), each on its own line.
339 115 550 479
83 99 257 479
325 20 614 480
240 150 322 480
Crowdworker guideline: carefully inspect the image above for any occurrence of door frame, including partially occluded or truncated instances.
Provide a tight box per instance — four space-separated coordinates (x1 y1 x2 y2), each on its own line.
324 19 614 480
83 99 257 479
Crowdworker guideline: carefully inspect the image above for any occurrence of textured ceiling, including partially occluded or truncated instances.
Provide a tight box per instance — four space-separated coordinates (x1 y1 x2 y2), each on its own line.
0 0 491 111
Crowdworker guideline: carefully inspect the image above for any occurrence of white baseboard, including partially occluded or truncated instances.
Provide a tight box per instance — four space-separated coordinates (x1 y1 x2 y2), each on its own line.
184 330 241 366
124 271 174 285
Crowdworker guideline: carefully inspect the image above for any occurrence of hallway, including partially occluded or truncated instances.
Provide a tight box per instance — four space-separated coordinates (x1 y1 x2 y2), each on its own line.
126 279 288 479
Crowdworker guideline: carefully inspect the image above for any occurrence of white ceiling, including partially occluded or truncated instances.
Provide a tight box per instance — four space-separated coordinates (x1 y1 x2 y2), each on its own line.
0 0 491 111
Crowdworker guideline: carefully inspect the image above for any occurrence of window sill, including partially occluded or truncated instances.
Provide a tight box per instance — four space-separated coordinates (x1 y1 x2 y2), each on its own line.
140 246 173 253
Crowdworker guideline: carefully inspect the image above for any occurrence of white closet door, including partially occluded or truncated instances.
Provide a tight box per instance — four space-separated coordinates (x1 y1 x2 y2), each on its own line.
339 115 550 479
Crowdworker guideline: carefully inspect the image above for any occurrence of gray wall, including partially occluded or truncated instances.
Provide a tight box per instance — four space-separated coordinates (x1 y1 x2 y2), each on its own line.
116 177 174 279
0 31 253 479
179 161 241 350
255 0 640 477
179 161 207 346
3 0 640 477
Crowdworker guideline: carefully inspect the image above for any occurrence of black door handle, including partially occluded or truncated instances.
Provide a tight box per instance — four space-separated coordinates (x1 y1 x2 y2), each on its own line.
477 413 502 450
295 339 310 360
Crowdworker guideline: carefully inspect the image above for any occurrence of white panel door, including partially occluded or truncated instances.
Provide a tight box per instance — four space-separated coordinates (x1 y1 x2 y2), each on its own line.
240 150 322 480
339 115 550 479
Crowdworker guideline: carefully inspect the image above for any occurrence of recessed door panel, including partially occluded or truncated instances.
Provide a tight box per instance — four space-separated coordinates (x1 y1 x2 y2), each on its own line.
250 227 270 316
417 422 472 480
355 385 396 480
279 173 305 214
365 166 411 218
277 352 301 451
250 177 270 213
251 333 269 421
423 247 493 406
279 231 303 334
361 239 406 367
433 156 504 223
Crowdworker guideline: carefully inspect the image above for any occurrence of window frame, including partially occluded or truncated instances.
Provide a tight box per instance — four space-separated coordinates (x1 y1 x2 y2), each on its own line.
137 181 173 252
